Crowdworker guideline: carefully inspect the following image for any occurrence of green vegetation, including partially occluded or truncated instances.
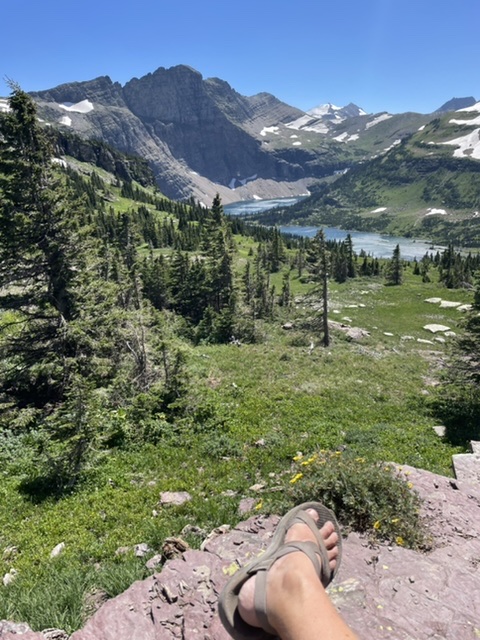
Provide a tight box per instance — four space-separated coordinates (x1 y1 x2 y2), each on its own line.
0 87 477 633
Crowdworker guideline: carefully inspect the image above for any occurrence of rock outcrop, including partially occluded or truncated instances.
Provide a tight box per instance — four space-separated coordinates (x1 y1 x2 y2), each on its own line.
2 465 479 640
30 66 325 203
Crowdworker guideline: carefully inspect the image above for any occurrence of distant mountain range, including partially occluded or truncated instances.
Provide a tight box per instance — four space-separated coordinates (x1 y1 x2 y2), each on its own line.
22 65 478 208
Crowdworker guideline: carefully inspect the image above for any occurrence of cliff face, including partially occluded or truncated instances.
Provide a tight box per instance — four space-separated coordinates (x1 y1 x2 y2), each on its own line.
30 66 332 202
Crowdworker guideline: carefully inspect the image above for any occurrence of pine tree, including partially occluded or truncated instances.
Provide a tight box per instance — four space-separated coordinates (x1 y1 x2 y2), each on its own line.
306 230 330 346
385 244 403 286
434 272 480 443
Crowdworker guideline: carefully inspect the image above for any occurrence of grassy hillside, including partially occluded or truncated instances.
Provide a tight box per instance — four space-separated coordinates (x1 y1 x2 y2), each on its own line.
0 262 470 631
0 92 476 635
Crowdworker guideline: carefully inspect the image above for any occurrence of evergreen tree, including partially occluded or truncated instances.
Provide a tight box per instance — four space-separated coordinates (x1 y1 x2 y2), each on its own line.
305 230 330 346
385 244 403 286
434 272 480 443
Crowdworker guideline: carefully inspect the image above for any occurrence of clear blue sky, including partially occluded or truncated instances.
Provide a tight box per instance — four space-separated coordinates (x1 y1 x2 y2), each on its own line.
2 0 479 114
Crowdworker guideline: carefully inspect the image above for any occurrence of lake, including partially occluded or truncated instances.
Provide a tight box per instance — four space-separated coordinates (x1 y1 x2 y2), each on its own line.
224 198 443 260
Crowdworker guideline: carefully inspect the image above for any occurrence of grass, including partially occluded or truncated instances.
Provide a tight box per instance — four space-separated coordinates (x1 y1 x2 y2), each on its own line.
0 265 470 632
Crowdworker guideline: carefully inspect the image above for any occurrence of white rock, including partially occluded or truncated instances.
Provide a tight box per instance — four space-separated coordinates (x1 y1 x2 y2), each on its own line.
417 338 434 344
50 542 65 558
457 304 473 312
134 543 151 557
384 332 394 337
2 569 17 586
424 297 442 304
332 310 341 314
439 300 461 308
401 335 415 341
342 317 352 323
433 426 446 437
444 331 457 337
159 491 192 506
423 324 451 333
434 337 446 343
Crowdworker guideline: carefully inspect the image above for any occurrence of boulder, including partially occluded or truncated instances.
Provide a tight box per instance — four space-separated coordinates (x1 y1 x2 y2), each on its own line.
423 324 450 333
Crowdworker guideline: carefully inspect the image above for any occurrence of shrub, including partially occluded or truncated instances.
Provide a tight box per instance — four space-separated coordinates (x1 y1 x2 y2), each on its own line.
265 450 428 550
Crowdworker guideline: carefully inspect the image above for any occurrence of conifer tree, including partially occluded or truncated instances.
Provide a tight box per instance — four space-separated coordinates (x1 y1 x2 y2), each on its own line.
306 230 330 346
385 244 403 286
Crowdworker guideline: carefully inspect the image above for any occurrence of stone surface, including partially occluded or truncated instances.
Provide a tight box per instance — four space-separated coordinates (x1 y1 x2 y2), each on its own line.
432 425 446 437
159 491 192 506
49 543 65 559
3 466 480 640
439 300 462 308
424 297 442 304
423 323 451 333
452 453 480 485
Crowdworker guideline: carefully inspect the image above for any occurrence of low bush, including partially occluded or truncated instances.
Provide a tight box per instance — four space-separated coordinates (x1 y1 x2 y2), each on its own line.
264 450 428 550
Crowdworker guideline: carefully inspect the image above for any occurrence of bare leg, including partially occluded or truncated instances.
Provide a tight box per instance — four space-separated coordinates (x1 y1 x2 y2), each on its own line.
237 510 359 640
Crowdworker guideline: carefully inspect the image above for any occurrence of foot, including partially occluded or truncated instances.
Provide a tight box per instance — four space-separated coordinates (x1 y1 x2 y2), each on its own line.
237 509 339 632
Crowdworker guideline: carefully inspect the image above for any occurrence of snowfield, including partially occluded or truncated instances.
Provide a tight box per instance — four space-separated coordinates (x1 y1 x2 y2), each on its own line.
449 115 480 126
366 113 392 129
59 115 72 127
260 126 280 137
58 99 94 114
442 128 480 159
425 208 448 216
457 102 480 113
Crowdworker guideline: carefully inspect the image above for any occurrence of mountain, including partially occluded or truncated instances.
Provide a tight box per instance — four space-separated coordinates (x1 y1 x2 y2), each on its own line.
435 96 477 113
27 65 433 204
255 101 480 246
27 65 480 217
31 66 348 204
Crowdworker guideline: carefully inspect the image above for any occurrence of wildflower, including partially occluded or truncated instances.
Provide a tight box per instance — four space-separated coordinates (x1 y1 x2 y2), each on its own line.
355 457 365 463
301 454 318 467
290 473 304 484
292 453 303 462
391 518 400 524
395 536 404 546
373 520 381 530
334 450 342 456
407 482 413 489
255 500 263 511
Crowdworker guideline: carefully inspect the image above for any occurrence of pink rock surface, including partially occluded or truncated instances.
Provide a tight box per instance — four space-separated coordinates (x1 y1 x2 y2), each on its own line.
3 465 480 640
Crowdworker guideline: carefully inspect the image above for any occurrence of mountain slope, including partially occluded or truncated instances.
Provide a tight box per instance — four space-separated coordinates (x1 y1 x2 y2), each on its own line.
257 103 480 246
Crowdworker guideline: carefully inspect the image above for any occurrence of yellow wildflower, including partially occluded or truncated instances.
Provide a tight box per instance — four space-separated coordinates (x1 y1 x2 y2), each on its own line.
407 482 413 489
373 520 381 530
292 453 303 461
290 473 304 484
301 454 318 467
391 518 400 524
395 536 404 546
355 457 365 463
255 501 263 511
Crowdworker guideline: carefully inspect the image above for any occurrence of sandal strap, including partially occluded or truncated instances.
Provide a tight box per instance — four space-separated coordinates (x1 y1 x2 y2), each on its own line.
252 536 333 635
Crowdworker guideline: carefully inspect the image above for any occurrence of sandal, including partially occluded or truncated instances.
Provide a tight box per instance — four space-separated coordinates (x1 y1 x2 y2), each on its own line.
218 501 342 640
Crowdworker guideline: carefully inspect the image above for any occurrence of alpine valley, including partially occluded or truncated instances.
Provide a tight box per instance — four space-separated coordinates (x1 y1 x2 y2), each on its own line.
9 64 480 245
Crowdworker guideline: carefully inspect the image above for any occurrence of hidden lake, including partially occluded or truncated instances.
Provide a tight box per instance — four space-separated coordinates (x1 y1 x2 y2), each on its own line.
224 197 444 260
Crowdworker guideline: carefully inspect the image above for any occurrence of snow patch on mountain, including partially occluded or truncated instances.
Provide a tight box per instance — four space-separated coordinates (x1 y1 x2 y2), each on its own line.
449 114 480 126
307 103 342 117
425 208 448 216
457 102 480 113
442 128 480 159
58 99 94 114
285 115 329 133
366 113 392 129
59 115 72 127
0 98 10 113
371 207 387 213
260 126 280 137
292 141 302 146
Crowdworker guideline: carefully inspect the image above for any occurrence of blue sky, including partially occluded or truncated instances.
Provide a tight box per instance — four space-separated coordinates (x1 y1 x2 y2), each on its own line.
2 0 479 114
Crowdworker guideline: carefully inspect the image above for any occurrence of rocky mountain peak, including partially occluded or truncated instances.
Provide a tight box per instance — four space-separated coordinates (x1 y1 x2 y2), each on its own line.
435 96 477 113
